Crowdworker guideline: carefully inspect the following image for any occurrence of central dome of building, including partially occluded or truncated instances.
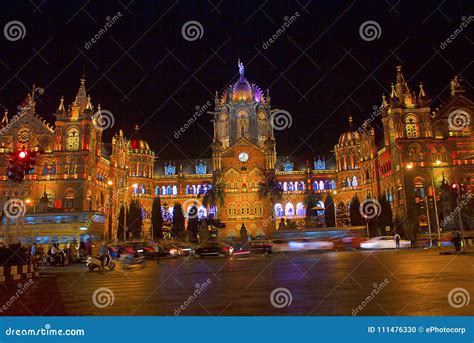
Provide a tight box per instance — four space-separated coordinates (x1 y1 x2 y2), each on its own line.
219 59 266 105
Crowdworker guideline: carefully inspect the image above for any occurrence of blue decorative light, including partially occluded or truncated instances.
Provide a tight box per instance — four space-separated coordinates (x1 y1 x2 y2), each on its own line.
314 156 326 170
164 162 176 175
283 160 293 172
195 160 207 174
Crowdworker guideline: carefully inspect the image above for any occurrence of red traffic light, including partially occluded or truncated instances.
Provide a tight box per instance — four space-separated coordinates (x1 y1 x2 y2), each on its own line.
451 184 457 189
18 151 27 159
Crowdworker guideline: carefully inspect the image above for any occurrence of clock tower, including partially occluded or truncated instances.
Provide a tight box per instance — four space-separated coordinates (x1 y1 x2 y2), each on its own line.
211 60 276 239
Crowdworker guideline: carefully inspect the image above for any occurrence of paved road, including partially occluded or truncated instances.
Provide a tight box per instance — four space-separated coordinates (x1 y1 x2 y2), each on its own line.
1 248 473 316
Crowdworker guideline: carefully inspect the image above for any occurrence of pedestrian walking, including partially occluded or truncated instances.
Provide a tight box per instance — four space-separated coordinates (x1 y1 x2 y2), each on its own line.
452 231 462 252
394 233 401 249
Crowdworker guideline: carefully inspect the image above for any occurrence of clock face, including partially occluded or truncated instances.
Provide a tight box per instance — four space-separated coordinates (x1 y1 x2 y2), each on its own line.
238 152 249 162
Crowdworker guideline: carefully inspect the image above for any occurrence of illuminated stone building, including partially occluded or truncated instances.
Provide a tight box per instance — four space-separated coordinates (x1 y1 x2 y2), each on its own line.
0 64 472 242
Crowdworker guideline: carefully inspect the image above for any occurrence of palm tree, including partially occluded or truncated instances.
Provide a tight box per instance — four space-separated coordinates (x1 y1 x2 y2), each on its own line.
258 172 283 203
203 174 226 210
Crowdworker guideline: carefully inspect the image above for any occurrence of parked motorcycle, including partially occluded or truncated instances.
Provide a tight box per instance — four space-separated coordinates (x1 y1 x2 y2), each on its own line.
86 254 116 272
40 250 70 266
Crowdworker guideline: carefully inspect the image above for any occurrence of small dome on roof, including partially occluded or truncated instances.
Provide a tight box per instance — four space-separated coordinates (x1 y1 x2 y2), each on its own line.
338 116 361 145
128 125 151 151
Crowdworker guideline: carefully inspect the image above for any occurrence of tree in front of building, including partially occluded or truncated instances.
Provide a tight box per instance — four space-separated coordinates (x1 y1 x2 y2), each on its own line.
203 174 225 216
117 205 125 241
151 197 163 240
349 195 363 226
186 202 199 243
376 193 393 236
324 193 336 227
303 190 322 228
172 202 185 240
128 200 143 239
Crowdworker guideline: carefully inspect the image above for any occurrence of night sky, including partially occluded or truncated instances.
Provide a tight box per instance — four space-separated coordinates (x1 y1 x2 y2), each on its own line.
0 0 472 161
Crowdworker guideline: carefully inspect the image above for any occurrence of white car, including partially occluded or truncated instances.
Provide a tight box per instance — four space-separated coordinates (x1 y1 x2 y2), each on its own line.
288 238 334 251
360 236 411 250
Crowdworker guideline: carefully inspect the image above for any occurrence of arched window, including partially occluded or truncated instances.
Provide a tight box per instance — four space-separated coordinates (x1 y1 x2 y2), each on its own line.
166 186 172 195
288 182 294 191
274 203 284 217
50 162 56 175
297 182 304 191
237 109 249 137
172 186 178 195
285 203 295 216
352 176 358 187
64 189 75 210
346 177 351 188
43 163 49 175
319 181 324 190
324 180 330 190
296 203 305 216
405 114 419 138
283 182 288 192
66 127 80 151
313 181 319 190
331 180 336 189
413 176 425 198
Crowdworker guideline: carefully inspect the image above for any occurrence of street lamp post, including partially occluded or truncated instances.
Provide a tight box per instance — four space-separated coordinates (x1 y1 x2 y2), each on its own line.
332 190 337 228
424 196 433 247
107 180 113 241
407 161 441 248
431 160 442 246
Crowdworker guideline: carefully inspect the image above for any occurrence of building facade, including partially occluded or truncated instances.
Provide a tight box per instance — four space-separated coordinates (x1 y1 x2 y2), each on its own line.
1 63 473 242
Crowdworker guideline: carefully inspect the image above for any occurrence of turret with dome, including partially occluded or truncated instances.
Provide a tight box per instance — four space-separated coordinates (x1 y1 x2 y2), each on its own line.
212 59 273 150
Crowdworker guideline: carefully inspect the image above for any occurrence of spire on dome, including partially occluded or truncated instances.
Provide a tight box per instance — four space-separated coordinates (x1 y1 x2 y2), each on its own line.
418 82 426 98
86 94 93 110
74 77 88 111
395 65 410 96
57 96 65 112
348 115 353 128
1 109 8 125
390 83 398 98
381 94 388 107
